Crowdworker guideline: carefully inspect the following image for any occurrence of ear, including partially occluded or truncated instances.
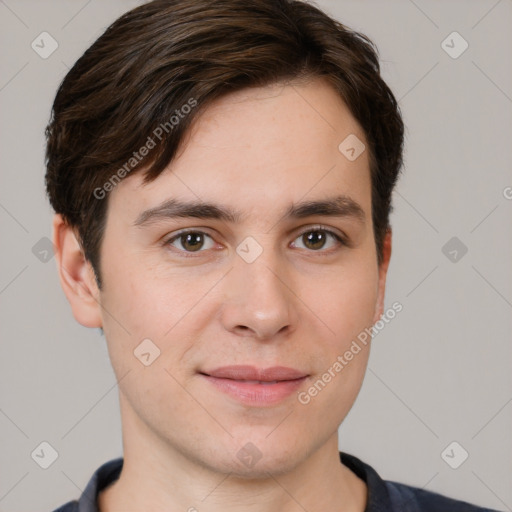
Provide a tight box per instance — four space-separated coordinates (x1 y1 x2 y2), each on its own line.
372 228 392 324
52 214 103 328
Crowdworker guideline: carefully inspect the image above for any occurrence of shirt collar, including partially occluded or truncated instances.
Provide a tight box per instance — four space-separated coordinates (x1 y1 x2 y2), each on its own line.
77 452 393 511
340 452 394 511
77 457 123 512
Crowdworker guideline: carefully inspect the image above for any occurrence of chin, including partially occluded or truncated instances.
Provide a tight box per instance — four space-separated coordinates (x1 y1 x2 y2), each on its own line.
198 438 304 479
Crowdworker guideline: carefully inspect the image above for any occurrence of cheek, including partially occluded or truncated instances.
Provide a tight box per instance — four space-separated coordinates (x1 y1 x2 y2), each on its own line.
296 265 377 424
309 258 379 345
99 245 178 330
98 253 221 375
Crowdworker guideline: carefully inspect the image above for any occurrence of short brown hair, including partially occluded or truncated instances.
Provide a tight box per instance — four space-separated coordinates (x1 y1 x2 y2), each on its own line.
45 0 404 287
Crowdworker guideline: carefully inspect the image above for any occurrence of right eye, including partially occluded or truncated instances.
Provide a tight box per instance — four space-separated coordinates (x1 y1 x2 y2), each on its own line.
165 230 216 256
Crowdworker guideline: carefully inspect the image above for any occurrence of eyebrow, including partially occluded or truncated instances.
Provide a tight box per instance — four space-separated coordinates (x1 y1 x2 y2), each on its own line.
134 194 366 227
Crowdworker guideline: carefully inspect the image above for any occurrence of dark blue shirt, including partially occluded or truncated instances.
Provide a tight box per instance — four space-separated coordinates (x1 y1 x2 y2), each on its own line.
52 452 502 511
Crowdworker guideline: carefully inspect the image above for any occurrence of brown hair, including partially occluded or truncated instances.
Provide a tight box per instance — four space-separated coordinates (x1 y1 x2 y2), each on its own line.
45 0 404 288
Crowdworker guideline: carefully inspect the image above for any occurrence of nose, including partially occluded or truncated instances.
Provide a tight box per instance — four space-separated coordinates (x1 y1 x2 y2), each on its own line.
218 247 299 341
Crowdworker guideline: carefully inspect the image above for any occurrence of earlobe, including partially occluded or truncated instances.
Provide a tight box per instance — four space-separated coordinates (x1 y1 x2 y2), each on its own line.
52 214 103 328
372 228 392 325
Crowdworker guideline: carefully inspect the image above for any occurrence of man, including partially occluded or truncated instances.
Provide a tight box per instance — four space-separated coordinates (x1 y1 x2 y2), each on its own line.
45 0 500 510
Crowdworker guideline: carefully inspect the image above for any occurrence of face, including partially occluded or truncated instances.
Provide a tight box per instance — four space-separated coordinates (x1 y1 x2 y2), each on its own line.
57 77 391 477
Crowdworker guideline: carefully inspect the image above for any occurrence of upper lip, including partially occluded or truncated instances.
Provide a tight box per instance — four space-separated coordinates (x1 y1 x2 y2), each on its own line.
201 365 308 382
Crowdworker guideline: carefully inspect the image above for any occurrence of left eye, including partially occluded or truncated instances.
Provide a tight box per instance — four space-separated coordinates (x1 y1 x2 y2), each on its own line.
165 227 344 255
291 228 344 251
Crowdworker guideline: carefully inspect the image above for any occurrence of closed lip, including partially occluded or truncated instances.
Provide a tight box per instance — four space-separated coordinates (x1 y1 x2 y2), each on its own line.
200 365 308 382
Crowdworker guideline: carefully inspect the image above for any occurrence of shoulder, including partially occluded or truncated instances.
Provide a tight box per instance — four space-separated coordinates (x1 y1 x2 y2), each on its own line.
339 451 501 512
50 457 123 512
50 501 78 512
385 479 500 511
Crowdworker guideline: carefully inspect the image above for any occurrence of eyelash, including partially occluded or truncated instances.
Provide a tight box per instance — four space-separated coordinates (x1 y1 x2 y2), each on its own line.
164 225 347 258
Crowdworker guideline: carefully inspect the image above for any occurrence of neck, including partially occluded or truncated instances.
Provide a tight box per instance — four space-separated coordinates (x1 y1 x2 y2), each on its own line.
98 394 367 512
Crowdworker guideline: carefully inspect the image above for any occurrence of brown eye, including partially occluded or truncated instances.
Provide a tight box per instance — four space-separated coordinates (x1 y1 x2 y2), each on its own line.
302 230 327 250
167 231 215 253
180 232 204 251
292 228 345 252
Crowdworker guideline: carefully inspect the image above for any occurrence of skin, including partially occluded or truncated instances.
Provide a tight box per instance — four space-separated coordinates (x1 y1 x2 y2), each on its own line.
54 76 392 512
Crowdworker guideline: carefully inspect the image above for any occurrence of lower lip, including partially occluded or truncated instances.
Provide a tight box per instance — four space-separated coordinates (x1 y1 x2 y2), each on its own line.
201 375 307 405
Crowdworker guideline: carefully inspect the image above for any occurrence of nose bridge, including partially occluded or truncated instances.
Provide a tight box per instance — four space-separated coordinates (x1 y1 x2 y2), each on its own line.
238 253 284 301
220 235 297 339
235 236 289 309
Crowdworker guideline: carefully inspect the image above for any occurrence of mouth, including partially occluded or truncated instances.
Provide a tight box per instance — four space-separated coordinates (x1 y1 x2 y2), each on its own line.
199 365 309 406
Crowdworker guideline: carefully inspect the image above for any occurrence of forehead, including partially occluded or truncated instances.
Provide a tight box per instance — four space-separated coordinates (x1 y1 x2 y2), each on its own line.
110 77 371 220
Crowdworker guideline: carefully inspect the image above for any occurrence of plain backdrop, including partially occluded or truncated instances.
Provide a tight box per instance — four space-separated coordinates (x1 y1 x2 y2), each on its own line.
0 1 511 511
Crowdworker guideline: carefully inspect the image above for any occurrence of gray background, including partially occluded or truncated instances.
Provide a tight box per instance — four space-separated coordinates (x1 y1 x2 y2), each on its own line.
1 0 511 510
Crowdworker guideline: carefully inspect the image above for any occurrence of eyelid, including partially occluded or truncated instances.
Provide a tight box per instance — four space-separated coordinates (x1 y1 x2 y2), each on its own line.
164 228 217 249
295 223 347 242
164 223 348 257
292 223 348 251
167 224 346 241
